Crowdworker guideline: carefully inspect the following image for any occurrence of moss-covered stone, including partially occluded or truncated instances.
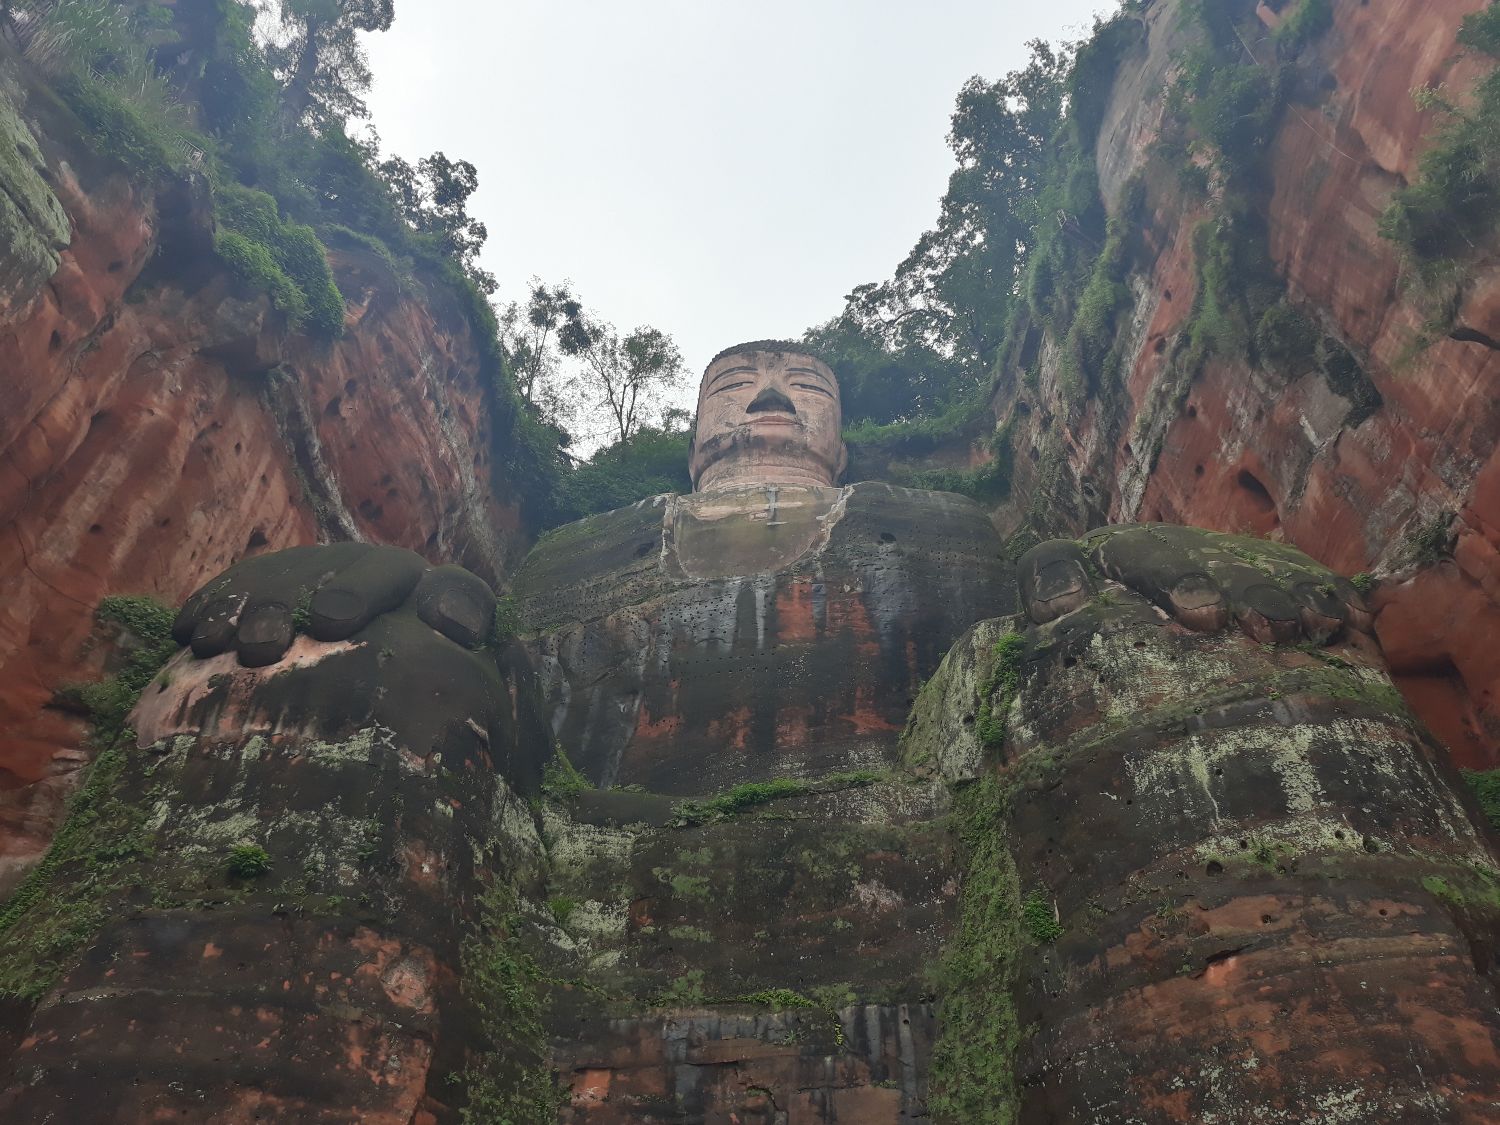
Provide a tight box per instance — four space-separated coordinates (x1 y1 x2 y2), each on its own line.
0 90 69 308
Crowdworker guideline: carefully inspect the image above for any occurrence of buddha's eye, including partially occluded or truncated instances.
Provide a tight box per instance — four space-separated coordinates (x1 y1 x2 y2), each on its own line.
793 383 832 398
710 381 752 397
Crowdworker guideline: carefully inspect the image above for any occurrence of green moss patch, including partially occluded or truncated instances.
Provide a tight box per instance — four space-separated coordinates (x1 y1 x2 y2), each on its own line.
0 744 152 1001
1463 769 1500 832
672 771 883 827
458 882 565 1122
977 632 1026 751
929 775 1024 1124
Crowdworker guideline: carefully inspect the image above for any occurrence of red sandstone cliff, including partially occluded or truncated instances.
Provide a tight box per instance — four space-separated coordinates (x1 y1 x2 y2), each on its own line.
0 72 531 889
991 0 1500 768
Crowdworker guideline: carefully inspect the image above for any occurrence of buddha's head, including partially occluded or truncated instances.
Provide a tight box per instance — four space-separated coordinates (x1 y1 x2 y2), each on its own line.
689 342 848 492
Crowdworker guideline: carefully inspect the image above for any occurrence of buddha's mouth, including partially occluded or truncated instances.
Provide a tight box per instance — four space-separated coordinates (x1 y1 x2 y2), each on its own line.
743 413 800 428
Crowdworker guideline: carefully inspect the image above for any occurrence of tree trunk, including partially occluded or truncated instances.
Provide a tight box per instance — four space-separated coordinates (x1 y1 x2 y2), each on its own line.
280 18 324 128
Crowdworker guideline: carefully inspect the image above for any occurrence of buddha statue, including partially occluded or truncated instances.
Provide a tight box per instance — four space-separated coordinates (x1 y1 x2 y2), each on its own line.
2 345 1497 1123
512 342 1012 792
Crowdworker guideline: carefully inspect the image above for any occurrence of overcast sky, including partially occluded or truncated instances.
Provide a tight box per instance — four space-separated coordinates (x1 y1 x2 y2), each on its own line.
363 0 1117 421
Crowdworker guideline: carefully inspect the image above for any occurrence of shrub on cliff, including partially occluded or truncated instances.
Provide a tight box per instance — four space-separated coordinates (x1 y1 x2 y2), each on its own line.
1380 0 1500 331
214 183 346 337
550 424 691 524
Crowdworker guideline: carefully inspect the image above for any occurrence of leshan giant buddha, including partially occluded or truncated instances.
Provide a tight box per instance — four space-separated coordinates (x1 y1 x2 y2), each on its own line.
513 341 1013 793
1 344 1498 1123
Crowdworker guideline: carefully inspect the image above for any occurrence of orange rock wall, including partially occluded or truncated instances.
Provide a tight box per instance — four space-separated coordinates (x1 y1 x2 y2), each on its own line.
0 90 531 887
994 0 1500 768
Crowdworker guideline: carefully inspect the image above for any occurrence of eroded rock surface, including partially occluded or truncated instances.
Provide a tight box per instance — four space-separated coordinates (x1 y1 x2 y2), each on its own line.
907 524 1500 1122
515 482 1013 792
2 516 1496 1123
0 562 552 1121
983 0 1500 768
0 76 529 891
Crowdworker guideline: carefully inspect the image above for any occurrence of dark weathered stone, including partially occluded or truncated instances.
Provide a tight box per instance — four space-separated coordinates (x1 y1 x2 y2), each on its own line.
516 482 1014 793
909 526 1500 1123
0 602 553 1121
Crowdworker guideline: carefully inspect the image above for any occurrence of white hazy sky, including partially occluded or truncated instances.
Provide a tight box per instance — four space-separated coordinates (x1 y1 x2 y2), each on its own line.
363 0 1116 407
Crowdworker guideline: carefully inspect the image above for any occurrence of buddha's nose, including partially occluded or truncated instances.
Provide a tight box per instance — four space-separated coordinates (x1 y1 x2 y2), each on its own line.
747 387 796 415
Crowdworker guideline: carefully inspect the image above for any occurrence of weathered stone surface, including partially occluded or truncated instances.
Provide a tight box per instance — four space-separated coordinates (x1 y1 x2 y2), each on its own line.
515 482 1014 792
690 345 848 493
0 601 553 1121
909 525 1500 1122
983 0 1500 768
0 83 530 890
541 781 951 1122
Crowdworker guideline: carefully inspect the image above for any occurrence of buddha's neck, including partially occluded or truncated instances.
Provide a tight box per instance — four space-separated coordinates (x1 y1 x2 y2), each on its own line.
695 460 837 493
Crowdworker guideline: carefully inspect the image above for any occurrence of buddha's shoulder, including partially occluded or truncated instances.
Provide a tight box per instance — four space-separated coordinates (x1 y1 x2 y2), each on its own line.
512 496 674 623
828 481 1002 554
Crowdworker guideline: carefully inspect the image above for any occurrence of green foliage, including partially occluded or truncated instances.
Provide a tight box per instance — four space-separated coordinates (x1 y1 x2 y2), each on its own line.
929 775 1022 1124
1407 511 1455 564
213 183 345 337
735 987 816 1010
899 423 1014 501
1422 869 1500 911
654 968 706 1007
800 27 1139 434
1066 11 1146 151
19 0 570 527
1021 889 1063 943
550 425 692 526
291 589 313 633
0 745 153 1001
459 882 563 1122
225 843 271 878
1379 0 1500 336
1274 0 1334 54
491 595 521 647
675 778 805 825
74 595 179 740
1463 770 1500 831
26 0 199 179
1350 572 1376 595
673 771 881 826
58 76 182 179
976 632 1026 750
1173 14 1282 178
540 746 590 803
547 896 577 927
1254 300 1320 369
1057 206 1135 396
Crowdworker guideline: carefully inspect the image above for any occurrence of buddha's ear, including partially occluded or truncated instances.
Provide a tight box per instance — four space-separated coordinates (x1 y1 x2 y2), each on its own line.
835 441 849 483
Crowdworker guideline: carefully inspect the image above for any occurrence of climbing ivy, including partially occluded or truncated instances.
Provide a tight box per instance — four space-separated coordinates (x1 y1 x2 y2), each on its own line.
977 632 1026 751
929 775 1024 1124
458 883 563 1123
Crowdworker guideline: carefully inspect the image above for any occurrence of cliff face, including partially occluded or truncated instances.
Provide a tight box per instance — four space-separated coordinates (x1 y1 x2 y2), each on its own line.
989 0 1500 769
0 75 531 889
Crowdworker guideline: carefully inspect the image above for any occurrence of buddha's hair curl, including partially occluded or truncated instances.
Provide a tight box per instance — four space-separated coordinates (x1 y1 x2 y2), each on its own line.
704 340 834 375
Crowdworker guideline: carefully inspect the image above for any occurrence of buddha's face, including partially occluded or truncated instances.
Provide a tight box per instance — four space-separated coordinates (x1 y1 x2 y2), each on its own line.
690 349 847 492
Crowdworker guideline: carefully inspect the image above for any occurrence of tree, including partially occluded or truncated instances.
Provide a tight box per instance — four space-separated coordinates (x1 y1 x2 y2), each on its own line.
560 315 685 447
498 279 581 408
268 0 394 128
805 40 1070 418
379 151 496 292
